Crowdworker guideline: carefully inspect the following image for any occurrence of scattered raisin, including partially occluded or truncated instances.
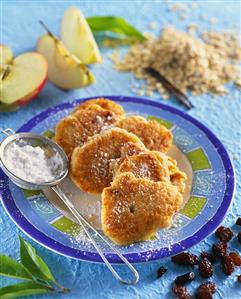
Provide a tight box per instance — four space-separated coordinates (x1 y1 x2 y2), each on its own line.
238 275 241 283
172 283 192 299
236 217 241 226
212 242 227 258
229 251 241 266
198 258 213 278
238 232 241 243
171 252 199 266
157 266 167 278
196 292 212 299
195 282 216 299
200 252 216 264
221 255 235 275
215 226 233 242
174 272 195 285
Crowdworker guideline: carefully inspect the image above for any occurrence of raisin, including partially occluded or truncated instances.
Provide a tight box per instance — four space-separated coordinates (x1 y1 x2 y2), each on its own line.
157 266 167 278
195 292 212 299
221 255 235 275
215 226 233 242
174 272 195 285
229 251 241 266
197 282 216 294
171 252 199 266
238 232 241 243
172 283 192 299
198 258 213 278
195 282 216 299
111 189 120 196
212 242 227 258
236 217 241 226
238 275 241 283
200 252 216 264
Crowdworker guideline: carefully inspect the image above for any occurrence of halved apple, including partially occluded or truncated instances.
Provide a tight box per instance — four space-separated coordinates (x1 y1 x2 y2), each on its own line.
0 51 47 112
37 33 95 89
61 7 102 64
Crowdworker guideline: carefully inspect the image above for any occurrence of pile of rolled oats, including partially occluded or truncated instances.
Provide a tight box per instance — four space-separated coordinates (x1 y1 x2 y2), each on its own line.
113 27 241 98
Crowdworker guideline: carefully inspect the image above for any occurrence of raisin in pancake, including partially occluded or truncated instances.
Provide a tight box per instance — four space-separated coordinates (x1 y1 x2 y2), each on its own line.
101 173 183 245
114 151 170 183
70 128 146 194
55 104 119 158
73 98 125 118
116 115 172 152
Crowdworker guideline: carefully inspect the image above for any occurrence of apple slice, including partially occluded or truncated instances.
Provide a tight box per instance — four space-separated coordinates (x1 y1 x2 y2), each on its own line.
0 52 47 111
0 45 13 66
61 7 102 64
37 33 95 89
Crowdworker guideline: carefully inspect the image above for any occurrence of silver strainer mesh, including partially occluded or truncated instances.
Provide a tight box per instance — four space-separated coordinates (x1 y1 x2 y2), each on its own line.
0 132 68 190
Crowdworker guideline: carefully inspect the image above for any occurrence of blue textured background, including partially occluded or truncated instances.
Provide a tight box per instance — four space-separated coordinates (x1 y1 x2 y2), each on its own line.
0 1 240 298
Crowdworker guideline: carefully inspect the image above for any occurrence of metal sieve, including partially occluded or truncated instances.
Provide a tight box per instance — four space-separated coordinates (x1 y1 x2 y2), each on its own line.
0 128 139 285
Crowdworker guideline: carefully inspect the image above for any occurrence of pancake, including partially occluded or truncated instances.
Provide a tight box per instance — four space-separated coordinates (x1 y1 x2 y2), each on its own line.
101 172 183 245
116 115 172 152
72 97 125 118
167 156 187 193
114 150 186 193
55 104 119 158
54 115 86 159
114 151 170 183
70 128 146 194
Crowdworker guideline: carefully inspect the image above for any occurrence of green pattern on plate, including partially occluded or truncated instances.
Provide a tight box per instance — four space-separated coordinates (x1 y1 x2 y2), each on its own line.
147 116 173 129
23 189 42 198
186 148 211 171
42 130 55 139
181 196 207 219
51 216 80 236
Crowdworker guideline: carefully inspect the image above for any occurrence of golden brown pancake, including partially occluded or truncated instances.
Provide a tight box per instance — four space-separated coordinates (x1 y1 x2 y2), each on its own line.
70 128 146 194
55 104 119 158
101 172 183 245
116 115 172 152
114 151 170 183
167 156 187 193
54 115 86 159
114 150 186 193
73 98 125 118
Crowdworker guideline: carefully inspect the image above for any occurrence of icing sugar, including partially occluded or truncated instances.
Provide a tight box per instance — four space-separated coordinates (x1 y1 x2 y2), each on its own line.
4 141 63 184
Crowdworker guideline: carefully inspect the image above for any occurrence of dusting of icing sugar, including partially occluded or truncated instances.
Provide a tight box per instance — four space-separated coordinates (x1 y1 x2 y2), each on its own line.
100 123 115 133
4 141 63 184
74 229 92 248
137 163 151 178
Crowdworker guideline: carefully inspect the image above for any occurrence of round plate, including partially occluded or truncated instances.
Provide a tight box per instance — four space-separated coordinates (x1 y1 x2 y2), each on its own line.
0 96 235 263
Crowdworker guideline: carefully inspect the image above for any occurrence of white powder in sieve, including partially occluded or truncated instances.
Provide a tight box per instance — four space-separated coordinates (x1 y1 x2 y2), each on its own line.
4 141 63 184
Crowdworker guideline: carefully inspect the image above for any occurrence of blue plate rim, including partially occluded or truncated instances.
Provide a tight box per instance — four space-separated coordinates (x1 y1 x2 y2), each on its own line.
0 96 235 263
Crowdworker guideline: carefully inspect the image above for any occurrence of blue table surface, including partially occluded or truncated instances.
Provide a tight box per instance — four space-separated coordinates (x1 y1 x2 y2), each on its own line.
0 0 240 298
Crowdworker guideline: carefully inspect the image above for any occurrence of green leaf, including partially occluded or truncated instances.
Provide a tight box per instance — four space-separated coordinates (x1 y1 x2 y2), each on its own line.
0 281 53 299
86 16 146 41
94 34 141 47
19 236 55 282
0 256 33 280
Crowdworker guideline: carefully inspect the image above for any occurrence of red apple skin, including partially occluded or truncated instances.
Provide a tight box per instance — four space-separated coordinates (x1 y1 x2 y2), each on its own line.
0 57 48 112
17 76 48 107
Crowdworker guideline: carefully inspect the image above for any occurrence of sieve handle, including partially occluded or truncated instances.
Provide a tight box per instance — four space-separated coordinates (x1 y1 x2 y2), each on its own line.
0 128 16 146
1 128 16 136
51 185 139 285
